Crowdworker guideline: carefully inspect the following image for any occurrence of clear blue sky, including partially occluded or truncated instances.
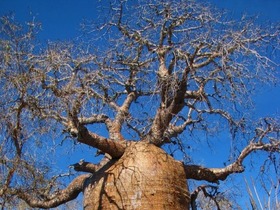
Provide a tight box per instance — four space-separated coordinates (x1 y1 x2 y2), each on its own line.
1 0 280 36
1 0 279 208
1 0 279 38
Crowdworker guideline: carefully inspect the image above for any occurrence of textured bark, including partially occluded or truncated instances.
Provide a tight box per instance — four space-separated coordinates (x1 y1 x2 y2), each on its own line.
83 142 190 210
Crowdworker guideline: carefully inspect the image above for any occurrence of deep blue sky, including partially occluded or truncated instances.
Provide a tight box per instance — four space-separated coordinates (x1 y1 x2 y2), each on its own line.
1 0 280 40
0 0 279 208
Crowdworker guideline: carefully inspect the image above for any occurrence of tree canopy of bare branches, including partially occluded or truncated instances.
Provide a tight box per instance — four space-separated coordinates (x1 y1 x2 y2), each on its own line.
0 0 279 209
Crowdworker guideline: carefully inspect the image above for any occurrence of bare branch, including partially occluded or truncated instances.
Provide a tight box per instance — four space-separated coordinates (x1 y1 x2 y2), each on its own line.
184 141 279 183
17 174 90 209
77 126 127 158
79 114 110 125
70 160 98 173
190 185 221 210
143 65 189 145
109 92 137 141
70 155 111 173
163 108 200 141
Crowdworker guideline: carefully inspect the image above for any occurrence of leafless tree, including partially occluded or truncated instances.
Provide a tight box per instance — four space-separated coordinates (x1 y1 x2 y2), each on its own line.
0 0 279 209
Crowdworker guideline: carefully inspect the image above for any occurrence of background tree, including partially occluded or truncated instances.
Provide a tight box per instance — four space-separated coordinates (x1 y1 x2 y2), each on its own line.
0 0 279 209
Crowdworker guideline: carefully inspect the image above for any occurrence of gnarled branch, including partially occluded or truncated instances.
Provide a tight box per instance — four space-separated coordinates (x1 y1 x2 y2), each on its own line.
184 140 279 183
77 126 127 158
70 155 111 173
17 174 90 209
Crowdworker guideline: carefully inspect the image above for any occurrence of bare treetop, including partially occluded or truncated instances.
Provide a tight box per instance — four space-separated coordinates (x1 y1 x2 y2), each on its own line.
74 0 279 146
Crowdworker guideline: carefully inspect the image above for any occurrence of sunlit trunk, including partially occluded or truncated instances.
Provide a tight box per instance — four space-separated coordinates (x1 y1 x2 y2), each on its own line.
83 142 190 209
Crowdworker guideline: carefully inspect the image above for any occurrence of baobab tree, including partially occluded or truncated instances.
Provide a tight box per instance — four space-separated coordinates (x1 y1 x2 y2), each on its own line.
0 0 279 209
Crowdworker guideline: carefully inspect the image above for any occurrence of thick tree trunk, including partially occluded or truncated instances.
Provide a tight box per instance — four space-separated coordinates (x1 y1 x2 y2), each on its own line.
83 142 190 209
